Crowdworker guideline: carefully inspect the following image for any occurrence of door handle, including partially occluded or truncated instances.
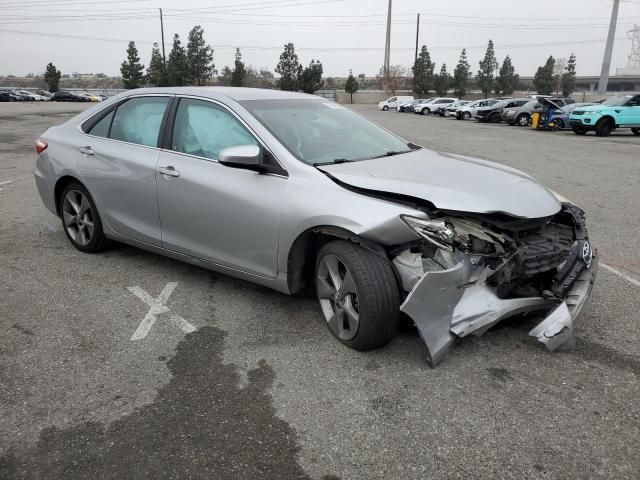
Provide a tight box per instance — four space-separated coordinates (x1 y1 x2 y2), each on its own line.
79 146 94 155
158 166 180 178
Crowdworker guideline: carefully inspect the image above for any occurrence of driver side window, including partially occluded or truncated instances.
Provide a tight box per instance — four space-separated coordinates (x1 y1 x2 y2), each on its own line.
628 96 640 107
171 98 258 161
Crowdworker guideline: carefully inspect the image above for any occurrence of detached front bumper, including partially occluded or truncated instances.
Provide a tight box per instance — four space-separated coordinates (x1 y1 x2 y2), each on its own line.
399 252 598 366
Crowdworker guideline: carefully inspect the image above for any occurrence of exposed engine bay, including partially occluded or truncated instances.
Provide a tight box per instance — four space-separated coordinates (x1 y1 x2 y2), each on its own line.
392 203 598 365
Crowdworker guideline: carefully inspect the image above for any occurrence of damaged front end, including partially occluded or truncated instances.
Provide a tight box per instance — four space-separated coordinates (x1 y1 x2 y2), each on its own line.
393 203 598 366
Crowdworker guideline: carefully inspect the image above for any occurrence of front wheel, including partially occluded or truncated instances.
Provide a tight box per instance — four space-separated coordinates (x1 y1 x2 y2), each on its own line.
382 105 389 111
421 108 429 115
315 240 399 351
552 119 565 131
572 125 588 135
516 114 530 127
462 112 471 120
595 118 613 137
60 182 110 253
631 128 640 136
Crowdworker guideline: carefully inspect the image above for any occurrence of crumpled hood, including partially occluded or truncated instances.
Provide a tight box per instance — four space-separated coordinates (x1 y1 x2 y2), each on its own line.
318 149 561 218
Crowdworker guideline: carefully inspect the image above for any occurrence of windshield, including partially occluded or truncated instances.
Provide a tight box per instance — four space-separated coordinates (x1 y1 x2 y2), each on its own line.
241 99 412 165
602 95 633 106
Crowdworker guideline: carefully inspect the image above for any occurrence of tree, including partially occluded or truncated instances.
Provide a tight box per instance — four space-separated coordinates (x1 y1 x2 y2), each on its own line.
230 48 246 87
146 43 166 87
344 69 359 103
452 49 471 99
476 40 498 98
299 59 324 94
495 55 519 95
217 66 233 86
412 45 435 96
434 64 451 96
186 25 215 85
44 62 61 93
376 65 406 95
275 42 302 91
167 34 189 86
120 41 144 89
561 53 577 98
533 56 555 95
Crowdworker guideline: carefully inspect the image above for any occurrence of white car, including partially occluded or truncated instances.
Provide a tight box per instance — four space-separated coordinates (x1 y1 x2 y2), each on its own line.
415 97 458 115
16 90 47 101
455 99 500 120
378 95 414 111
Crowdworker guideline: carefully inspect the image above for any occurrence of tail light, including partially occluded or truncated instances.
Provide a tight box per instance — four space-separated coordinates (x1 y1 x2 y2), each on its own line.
35 138 48 154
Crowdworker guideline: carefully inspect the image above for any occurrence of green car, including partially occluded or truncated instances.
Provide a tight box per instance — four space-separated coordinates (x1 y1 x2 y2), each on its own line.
570 94 640 136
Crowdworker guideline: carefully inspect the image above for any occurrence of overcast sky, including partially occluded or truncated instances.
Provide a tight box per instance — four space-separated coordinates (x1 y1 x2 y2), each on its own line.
1 0 640 78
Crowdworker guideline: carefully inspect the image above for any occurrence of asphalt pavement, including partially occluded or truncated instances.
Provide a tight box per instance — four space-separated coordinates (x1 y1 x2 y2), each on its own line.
1 101 638 480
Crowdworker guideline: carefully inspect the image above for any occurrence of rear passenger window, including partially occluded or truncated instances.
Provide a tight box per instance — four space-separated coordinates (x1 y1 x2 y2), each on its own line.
88 110 114 138
171 98 257 161
109 97 170 147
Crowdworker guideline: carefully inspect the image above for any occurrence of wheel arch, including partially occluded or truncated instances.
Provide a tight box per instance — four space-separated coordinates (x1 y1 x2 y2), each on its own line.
286 225 389 294
54 175 86 217
597 115 617 127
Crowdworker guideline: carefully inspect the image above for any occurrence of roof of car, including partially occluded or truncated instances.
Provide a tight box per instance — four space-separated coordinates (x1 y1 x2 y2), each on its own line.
120 87 320 102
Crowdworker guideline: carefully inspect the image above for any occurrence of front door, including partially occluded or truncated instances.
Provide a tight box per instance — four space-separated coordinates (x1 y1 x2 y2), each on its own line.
77 96 171 245
156 97 286 278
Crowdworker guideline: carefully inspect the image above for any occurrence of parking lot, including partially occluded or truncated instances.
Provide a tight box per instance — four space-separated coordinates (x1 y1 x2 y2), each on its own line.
1 101 639 479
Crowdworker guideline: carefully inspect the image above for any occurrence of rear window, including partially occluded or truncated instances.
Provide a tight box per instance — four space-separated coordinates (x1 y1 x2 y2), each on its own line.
109 97 170 147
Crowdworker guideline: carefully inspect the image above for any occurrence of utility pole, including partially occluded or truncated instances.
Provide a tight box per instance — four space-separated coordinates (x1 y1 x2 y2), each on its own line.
383 0 392 92
159 8 166 67
414 13 420 64
598 0 620 95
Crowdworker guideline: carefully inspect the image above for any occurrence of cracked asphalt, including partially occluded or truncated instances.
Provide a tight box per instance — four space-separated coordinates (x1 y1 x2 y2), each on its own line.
1 102 639 480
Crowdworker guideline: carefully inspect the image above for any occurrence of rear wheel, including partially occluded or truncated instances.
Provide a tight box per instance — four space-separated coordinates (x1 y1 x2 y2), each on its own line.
572 125 588 135
595 118 613 137
631 128 640 135
59 182 110 253
516 114 530 127
315 240 399 351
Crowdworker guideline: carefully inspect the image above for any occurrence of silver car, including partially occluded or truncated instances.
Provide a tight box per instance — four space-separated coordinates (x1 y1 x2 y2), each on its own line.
34 87 598 365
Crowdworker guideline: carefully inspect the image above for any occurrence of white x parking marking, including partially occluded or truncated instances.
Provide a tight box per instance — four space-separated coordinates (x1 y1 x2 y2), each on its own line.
127 282 196 341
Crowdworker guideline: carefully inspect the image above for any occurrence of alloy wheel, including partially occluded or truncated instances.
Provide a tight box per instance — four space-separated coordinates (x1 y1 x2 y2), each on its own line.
316 254 360 341
62 190 95 246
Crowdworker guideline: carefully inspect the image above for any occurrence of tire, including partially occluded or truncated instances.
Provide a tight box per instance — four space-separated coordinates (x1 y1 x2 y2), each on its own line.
462 111 471 120
553 119 565 130
489 113 502 123
572 125 588 135
382 105 389 111
632 128 640 135
595 118 613 137
315 240 400 351
421 108 429 115
516 114 530 127
59 182 110 253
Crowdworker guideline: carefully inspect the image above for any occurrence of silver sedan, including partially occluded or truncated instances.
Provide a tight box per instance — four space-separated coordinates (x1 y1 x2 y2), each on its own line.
34 87 597 365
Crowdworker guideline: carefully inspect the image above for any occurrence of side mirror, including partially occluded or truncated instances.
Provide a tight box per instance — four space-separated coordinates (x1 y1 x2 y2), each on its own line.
219 144 262 167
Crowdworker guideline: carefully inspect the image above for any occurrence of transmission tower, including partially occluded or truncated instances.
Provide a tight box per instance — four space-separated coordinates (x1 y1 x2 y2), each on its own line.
627 24 640 69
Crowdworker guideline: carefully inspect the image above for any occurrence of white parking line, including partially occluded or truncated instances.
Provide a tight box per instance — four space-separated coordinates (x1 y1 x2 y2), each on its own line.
127 282 196 340
0 180 13 191
600 262 640 288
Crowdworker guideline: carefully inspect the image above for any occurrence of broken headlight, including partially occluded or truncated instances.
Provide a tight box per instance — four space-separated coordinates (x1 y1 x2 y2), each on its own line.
401 215 456 251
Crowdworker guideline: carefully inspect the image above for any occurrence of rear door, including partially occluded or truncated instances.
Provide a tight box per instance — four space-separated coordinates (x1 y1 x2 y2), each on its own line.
619 95 640 126
78 95 172 245
155 97 286 278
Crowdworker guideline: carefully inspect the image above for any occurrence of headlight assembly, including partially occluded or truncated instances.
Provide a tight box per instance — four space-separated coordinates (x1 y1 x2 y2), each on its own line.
400 215 456 251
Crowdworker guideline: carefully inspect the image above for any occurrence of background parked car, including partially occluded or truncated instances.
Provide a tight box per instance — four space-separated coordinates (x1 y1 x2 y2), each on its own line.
0 91 25 102
475 98 529 123
397 98 429 112
34 89 53 100
570 94 640 136
456 99 500 120
15 90 47 101
441 100 470 116
503 98 573 126
378 95 414 111
52 91 88 102
546 103 595 130
415 97 458 115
